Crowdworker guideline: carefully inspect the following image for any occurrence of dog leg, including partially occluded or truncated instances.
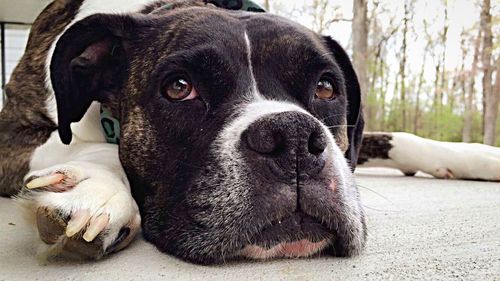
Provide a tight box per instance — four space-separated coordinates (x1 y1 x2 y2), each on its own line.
15 139 140 261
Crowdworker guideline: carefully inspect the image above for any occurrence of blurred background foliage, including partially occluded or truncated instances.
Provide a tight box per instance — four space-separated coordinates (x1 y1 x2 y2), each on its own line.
255 0 499 146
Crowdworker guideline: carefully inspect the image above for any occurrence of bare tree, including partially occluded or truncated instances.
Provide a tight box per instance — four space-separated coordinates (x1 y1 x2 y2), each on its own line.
352 0 369 126
398 0 411 131
421 11 442 136
439 0 449 108
458 30 468 137
264 0 270 11
462 28 482 142
481 0 495 145
367 2 400 131
429 0 449 138
492 58 500 143
414 21 430 134
311 0 329 33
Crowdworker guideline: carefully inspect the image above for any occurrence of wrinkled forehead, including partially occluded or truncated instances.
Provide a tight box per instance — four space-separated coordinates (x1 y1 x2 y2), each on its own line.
143 7 329 62
244 13 329 56
242 14 338 89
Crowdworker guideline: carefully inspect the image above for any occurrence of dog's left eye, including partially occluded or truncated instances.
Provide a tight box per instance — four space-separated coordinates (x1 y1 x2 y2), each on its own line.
163 77 198 102
315 79 335 100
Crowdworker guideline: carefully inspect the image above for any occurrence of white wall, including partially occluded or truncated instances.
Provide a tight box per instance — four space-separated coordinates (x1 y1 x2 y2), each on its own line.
1 24 30 108
0 0 52 23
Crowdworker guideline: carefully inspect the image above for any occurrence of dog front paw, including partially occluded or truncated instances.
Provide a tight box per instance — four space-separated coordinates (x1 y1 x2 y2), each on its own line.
17 163 141 261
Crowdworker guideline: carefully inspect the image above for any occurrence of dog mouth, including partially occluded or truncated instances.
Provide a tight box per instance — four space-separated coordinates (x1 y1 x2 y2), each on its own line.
239 212 334 259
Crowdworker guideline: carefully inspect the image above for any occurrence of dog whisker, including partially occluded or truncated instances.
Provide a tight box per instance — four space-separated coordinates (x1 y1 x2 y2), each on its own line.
356 184 395 205
320 52 333 58
362 205 395 212
326 124 356 129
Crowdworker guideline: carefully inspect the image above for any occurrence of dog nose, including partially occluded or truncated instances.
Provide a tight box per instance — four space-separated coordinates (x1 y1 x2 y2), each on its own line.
242 111 328 177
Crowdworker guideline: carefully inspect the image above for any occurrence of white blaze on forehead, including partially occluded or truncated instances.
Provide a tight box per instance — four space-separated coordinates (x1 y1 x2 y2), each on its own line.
234 31 346 159
243 31 263 101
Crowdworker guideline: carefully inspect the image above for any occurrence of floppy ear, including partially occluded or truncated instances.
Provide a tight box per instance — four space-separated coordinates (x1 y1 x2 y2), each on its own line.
322 36 364 170
51 14 139 144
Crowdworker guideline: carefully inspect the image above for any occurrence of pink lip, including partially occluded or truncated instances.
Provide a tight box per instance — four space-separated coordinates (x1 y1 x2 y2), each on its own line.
240 239 330 260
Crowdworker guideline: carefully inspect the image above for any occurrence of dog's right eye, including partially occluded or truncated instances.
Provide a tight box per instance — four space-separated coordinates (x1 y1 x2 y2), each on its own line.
163 77 198 102
315 79 336 100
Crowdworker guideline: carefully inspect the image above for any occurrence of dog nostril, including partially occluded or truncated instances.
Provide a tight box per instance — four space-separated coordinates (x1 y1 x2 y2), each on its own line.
246 129 283 154
308 131 327 155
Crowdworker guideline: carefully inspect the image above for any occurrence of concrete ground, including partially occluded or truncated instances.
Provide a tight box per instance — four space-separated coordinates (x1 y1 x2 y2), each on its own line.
0 168 499 281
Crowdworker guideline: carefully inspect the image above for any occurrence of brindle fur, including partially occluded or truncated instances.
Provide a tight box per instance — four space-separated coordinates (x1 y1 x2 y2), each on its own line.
357 132 393 165
0 0 188 196
0 0 85 196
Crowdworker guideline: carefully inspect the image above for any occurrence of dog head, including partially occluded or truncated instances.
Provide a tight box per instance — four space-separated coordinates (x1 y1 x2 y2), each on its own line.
50 3 365 264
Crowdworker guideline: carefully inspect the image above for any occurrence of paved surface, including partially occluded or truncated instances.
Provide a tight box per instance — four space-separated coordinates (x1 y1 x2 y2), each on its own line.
0 168 499 281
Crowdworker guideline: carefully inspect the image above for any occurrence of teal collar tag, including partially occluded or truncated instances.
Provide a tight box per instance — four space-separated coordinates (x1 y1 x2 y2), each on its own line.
100 106 121 144
100 0 265 144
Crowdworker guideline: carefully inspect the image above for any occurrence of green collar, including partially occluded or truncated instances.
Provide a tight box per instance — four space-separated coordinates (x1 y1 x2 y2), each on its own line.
101 0 265 144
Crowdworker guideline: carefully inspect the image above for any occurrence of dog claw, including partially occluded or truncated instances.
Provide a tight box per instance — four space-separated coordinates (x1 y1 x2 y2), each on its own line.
26 174 65 189
66 210 91 237
83 214 109 242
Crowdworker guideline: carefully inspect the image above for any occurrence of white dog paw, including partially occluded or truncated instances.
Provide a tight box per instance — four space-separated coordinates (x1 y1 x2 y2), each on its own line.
17 163 141 260
433 167 455 179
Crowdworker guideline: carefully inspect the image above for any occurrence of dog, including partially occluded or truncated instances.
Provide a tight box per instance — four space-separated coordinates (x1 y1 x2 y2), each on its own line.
0 0 366 264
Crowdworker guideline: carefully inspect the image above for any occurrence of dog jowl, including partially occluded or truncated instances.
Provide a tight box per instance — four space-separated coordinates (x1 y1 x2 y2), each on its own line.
16 2 366 264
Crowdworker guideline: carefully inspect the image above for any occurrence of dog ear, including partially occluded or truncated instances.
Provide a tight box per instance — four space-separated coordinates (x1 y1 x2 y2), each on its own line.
50 14 140 144
322 36 364 170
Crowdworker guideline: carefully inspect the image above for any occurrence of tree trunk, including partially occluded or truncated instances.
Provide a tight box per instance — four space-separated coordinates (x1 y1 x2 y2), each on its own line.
352 0 369 127
491 59 500 145
399 0 409 131
433 62 441 136
458 31 467 137
264 0 270 11
463 28 482 142
310 0 329 33
380 59 387 131
484 57 499 145
481 0 495 145
439 0 449 111
414 46 427 134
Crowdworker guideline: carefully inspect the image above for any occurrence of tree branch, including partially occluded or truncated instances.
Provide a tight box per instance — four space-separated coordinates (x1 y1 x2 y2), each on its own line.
326 18 352 24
